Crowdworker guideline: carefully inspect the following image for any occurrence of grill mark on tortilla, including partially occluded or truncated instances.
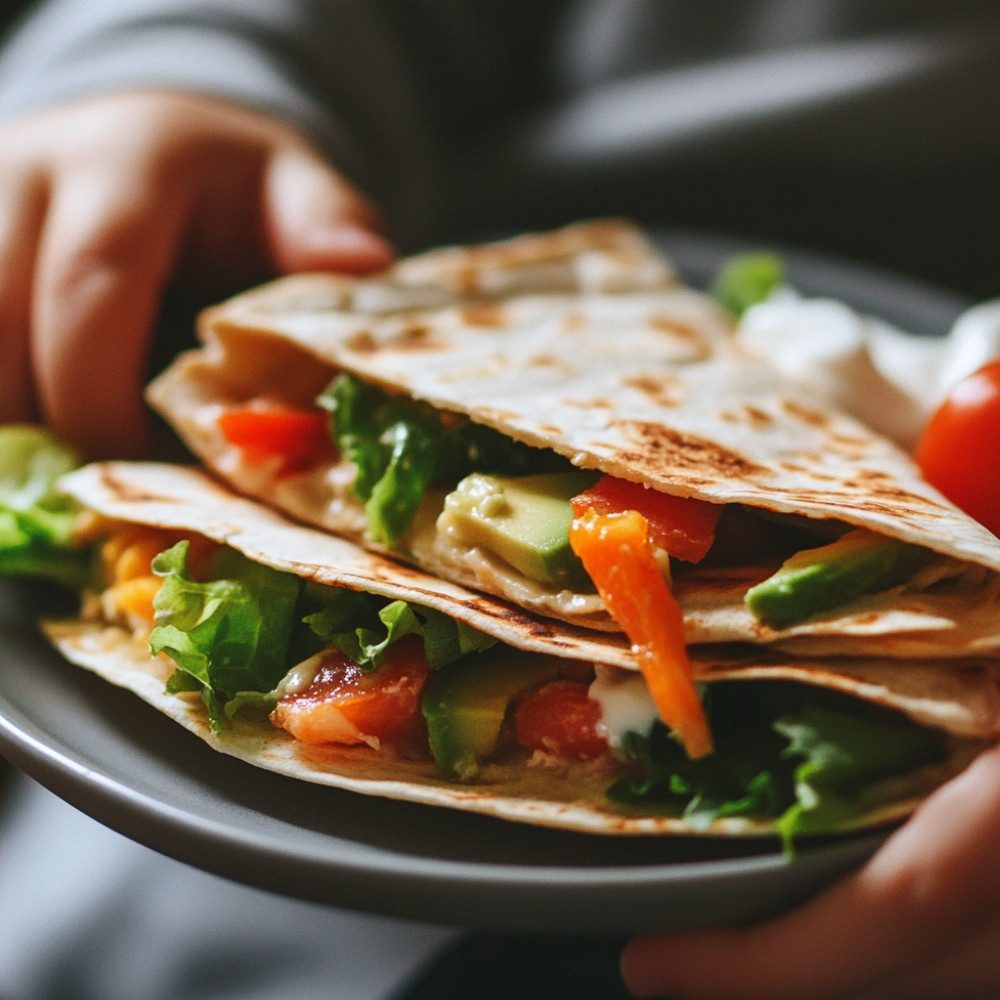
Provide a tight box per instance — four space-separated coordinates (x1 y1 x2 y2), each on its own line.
613 421 771 480
99 467 177 506
622 374 684 407
781 399 833 427
848 470 951 508
346 331 378 353
528 353 575 374
460 304 507 327
735 404 774 428
645 315 712 359
561 397 613 410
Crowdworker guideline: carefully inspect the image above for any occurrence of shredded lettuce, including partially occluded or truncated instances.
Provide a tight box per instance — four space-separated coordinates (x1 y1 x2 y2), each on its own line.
0 425 90 587
608 682 945 851
318 373 568 546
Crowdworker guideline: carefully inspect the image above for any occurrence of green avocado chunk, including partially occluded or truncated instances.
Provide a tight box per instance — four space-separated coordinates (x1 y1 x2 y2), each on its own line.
438 470 598 589
422 650 561 781
745 527 932 629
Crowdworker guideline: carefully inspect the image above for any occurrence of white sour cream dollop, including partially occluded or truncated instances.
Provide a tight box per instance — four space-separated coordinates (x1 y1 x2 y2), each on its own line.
735 288 1000 450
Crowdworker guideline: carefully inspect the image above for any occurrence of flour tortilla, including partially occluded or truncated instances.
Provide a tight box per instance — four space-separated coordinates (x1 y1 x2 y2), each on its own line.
47 460 1000 835
146 219 1000 655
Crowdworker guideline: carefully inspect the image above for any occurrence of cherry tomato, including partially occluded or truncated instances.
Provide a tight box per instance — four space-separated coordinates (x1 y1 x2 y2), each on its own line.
570 475 721 562
513 680 609 760
915 360 1000 537
217 405 335 475
271 637 430 752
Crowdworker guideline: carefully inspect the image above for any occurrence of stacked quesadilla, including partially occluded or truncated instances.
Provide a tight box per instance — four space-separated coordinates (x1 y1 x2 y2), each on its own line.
147 219 1000 658
48 460 998 840
32 220 1000 841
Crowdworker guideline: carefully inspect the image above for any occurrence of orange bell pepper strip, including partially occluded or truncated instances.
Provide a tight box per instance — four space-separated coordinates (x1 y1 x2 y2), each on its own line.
569 508 713 759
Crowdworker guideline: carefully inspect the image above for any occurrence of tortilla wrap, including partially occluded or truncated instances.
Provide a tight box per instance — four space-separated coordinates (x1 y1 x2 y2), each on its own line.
45 461 999 836
146 220 1000 657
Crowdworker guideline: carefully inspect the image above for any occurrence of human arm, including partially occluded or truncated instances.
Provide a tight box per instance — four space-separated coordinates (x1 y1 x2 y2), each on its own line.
620 739 1000 1000
0 89 394 458
0 0 554 458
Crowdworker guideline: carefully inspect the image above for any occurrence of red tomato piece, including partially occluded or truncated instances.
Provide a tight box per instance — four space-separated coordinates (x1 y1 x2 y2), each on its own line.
916 361 1000 537
513 680 609 760
271 638 430 752
570 475 721 562
218 405 335 475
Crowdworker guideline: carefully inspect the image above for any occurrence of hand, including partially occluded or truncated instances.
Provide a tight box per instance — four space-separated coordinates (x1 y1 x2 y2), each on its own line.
621 740 1000 1000
0 90 394 458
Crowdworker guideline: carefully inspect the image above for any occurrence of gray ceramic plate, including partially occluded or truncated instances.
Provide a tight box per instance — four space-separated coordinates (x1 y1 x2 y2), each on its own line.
0 232 969 934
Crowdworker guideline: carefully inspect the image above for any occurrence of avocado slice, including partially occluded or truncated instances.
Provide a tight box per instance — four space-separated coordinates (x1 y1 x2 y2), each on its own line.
438 470 599 589
422 650 561 781
745 527 932 629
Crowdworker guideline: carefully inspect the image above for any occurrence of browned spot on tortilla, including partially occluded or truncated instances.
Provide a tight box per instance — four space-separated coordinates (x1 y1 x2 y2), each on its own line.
561 397 612 409
613 421 771 480
827 434 875 455
346 331 378 353
392 323 444 349
563 312 587 332
844 472 951 512
646 316 711 359
741 405 774 428
461 304 507 327
99 467 177 505
622 374 683 407
528 354 574 374
781 399 833 427
474 406 523 425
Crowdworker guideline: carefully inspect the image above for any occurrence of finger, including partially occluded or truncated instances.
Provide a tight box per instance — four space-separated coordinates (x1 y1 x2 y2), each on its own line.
32 166 189 458
843 913 1000 1000
0 170 45 422
262 145 395 275
621 743 1000 1000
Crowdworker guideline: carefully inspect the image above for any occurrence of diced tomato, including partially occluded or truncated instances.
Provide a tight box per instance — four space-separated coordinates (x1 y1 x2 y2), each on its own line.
218 404 335 475
569 509 713 759
514 680 609 760
271 637 430 753
570 475 721 562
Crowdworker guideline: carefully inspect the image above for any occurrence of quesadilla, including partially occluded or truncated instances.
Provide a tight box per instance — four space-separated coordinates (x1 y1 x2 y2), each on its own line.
146 219 1000 664
44 460 999 841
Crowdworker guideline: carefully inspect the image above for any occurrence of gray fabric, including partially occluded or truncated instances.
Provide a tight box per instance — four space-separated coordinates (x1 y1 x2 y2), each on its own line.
2 0 999 285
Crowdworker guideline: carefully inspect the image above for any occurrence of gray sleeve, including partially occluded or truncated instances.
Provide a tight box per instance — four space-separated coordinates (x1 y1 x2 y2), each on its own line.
0 0 557 244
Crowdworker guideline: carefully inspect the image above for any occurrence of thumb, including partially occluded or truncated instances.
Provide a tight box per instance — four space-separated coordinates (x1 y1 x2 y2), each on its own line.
263 144 395 275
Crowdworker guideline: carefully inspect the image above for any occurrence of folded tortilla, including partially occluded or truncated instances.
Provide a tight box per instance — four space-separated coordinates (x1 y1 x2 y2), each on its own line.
146 219 1000 658
45 461 999 837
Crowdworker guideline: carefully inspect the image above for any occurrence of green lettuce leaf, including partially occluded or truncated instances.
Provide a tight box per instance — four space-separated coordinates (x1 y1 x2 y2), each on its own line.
149 541 302 728
307 590 498 671
0 425 90 587
608 682 946 851
774 701 945 850
150 543 499 728
318 373 568 546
